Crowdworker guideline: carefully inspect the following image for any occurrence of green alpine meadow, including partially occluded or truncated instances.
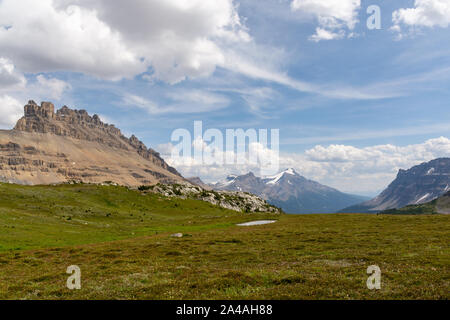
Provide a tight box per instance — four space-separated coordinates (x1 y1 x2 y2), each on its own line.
0 183 448 300
0 0 449 306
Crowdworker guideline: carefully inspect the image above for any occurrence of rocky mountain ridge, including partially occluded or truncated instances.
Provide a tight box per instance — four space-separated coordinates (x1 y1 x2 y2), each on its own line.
381 191 450 215
210 169 369 214
14 100 178 174
340 158 450 213
0 101 182 186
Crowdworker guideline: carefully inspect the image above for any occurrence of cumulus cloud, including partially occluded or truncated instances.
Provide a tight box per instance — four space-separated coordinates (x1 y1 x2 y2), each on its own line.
392 0 450 36
0 0 140 80
309 28 345 42
0 0 398 104
0 95 24 129
291 0 360 41
34 75 72 100
0 0 249 83
298 137 450 193
304 137 450 172
0 58 26 90
160 138 280 180
0 58 71 125
158 136 450 195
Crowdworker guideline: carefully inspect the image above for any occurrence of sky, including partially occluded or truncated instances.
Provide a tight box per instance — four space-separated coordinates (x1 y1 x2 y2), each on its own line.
0 0 449 196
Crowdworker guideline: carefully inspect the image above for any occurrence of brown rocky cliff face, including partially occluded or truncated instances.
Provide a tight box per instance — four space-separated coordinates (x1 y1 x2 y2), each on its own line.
14 100 180 176
0 101 183 186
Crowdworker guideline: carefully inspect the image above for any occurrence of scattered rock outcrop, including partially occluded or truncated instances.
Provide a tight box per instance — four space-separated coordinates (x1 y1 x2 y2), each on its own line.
139 183 282 214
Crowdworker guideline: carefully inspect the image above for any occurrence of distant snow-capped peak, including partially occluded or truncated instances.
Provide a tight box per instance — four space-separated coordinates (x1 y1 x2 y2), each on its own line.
264 168 298 185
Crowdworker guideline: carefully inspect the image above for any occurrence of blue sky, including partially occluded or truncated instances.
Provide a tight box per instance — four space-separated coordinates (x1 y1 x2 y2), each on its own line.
0 0 449 195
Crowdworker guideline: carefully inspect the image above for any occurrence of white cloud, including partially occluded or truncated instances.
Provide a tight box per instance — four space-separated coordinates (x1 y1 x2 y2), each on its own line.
35 75 72 100
0 95 23 129
167 89 230 108
159 139 280 180
392 0 450 35
0 0 401 103
291 0 360 41
122 89 230 115
0 0 249 83
298 137 450 193
0 0 140 80
159 136 450 195
214 86 278 115
309 28 344 42
0 57 26 90
0 59 71 125
223 49 393 100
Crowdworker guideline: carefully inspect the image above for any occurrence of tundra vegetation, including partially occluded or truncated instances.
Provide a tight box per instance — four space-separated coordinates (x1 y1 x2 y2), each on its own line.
0 183 448 299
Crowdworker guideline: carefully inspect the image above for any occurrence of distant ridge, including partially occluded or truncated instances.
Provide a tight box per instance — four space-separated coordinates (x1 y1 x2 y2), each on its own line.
211 168 369 214
340 158 450 213
0 100 183 186
380 191 450 215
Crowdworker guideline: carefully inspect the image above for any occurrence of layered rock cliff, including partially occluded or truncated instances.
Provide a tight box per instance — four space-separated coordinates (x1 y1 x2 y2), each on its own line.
0 100 182 186
340 158 450 213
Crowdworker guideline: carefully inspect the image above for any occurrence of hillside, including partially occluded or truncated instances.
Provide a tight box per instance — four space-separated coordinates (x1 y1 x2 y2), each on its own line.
0 183 448 299
381 191 450 215
340 158 450 213
0 101 183 186
0 182 280 251
211 169 369 214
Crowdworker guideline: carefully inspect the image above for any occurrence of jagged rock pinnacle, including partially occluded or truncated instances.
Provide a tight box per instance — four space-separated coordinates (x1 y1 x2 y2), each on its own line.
0 100 182 186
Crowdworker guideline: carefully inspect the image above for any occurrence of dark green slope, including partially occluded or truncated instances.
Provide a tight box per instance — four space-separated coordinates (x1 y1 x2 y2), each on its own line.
381 191 450 215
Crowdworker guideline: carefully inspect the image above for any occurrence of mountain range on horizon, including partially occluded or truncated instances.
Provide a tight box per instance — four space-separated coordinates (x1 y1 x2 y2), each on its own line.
340 158 450 213
190 157 450 214
2 101 450 216
201 168 370 214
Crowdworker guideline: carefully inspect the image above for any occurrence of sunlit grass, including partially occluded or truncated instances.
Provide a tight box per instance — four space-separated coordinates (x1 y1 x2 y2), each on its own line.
0 183 448 299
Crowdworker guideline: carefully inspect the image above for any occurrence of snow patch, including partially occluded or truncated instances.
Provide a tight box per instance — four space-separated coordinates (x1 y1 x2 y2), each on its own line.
264 168 297 185
237 220 277 226
415 193 430 204
426 168 435 175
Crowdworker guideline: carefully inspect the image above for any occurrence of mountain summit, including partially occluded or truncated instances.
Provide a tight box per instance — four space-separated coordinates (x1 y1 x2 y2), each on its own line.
340 158 450 213
211 168 368 214
0 100 183 186
263 168 298 185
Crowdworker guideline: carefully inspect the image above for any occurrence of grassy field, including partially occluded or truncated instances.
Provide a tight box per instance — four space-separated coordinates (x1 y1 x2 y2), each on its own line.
0 183 448 299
